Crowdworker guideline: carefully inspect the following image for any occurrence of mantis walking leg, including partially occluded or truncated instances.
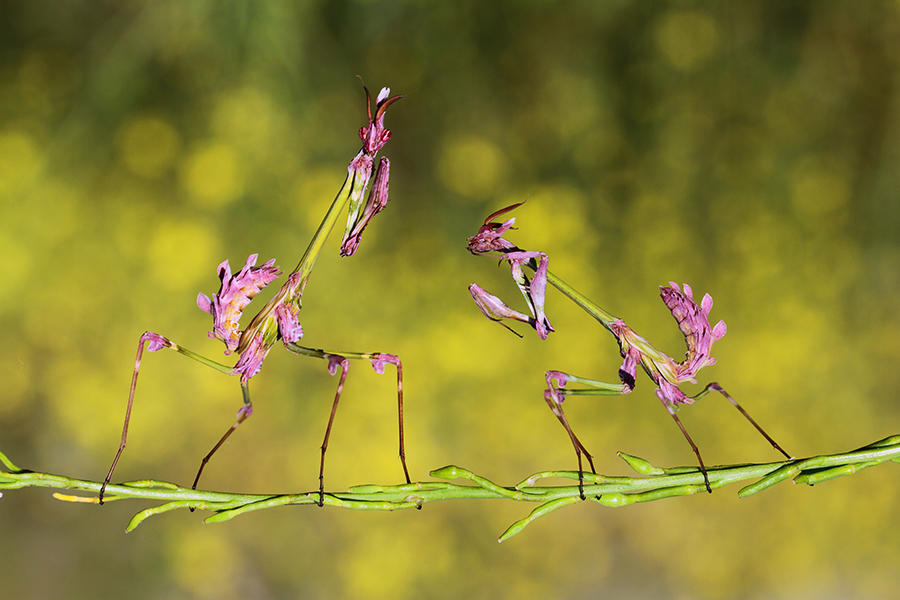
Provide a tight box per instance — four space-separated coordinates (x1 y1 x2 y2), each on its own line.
100 333 409 504
100 332 237 504
545 372 792 497
285 343 408 505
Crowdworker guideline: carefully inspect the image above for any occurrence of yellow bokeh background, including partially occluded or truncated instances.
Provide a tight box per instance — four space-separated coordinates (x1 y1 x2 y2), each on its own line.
3 2 900 599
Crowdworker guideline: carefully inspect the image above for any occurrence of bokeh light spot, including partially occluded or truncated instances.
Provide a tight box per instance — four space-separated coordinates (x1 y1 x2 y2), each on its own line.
0 233 33 307
655 10 719 71
0 130 42 195
211 86 279 155
147 219 218 291
181 142 245 208
437 134 508 200
117 114 181 178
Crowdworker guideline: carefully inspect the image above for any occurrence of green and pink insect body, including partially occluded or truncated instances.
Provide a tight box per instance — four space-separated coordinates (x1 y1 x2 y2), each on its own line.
100 86 410 506
467 202 791 496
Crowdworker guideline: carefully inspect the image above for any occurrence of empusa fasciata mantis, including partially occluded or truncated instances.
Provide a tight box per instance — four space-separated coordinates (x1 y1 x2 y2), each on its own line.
467 202 791 498
99 85 410 506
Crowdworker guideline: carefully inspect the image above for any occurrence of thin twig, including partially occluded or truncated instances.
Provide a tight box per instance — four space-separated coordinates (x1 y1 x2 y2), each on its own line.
3 435 898 540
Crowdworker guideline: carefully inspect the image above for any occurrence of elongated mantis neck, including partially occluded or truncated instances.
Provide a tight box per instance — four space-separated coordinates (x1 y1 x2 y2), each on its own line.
237 170 356 342
545 269 676 371
289 172 353 292
545 270 619 333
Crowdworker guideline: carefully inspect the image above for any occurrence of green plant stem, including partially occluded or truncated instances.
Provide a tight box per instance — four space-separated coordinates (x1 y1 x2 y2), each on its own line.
3 435 898 540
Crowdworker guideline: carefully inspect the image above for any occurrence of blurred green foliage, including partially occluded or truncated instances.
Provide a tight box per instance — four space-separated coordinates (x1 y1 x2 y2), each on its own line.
2 1 900 599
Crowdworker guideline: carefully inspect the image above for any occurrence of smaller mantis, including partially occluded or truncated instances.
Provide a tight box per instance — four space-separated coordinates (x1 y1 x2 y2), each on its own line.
467 201 791 497
100 85 410 506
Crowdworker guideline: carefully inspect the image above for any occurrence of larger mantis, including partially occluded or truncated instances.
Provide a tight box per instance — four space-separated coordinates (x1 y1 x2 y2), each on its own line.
99 85 410 506
466 202 791 497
